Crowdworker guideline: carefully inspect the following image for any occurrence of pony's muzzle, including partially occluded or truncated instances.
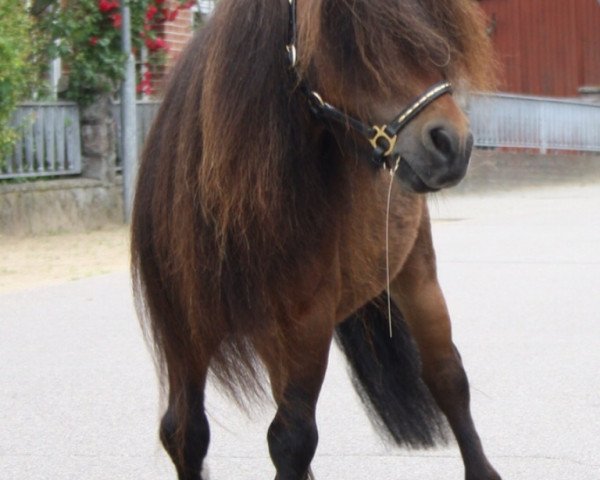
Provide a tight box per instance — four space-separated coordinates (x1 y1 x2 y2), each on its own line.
418 120 473 189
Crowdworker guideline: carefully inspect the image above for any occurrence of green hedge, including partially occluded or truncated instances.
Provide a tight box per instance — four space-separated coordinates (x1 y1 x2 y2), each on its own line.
0 0 36 157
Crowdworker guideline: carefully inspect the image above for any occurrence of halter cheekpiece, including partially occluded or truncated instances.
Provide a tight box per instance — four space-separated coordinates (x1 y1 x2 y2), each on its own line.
286 0 453 169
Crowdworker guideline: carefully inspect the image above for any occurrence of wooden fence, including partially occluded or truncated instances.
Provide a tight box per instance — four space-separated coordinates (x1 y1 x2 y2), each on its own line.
1 102 82 180
1 101 160 180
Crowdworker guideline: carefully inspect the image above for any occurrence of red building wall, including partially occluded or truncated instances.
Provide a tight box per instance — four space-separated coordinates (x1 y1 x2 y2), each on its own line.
162 0 195 72
479 0 600 96
149 0 196 93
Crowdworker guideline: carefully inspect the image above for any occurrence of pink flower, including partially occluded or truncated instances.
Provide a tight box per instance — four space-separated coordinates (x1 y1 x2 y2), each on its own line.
167 9 179 22
89 37 99 46
146 5 158 21
137 71 153 95
137 81 152 95
145 36 168 52
98 0 119 13
156 37 168 49
111 13 122 28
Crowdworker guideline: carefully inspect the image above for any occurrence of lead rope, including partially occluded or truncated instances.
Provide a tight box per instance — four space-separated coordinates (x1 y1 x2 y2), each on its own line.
385 155 402 337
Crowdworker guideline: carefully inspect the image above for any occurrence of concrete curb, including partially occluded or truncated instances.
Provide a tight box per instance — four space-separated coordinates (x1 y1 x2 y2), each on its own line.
0 178 124 236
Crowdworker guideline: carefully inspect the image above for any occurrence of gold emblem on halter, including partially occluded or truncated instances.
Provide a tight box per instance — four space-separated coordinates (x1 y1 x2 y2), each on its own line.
369 126 397 157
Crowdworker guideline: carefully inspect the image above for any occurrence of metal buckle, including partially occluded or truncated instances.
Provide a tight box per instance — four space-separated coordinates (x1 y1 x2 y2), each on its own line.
369 126 397 157
286 45 297 67
309 91 325 107
306 91 326 116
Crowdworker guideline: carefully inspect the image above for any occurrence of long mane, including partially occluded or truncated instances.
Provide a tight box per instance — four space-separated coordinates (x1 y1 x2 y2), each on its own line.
131 0 494 401
298 0 494 111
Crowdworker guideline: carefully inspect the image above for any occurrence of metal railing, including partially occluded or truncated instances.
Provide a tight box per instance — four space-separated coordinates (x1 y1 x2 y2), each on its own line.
1 102 82 179
467 93 600 153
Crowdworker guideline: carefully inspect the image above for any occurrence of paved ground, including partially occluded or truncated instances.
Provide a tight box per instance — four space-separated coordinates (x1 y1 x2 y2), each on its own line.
1 183 599 479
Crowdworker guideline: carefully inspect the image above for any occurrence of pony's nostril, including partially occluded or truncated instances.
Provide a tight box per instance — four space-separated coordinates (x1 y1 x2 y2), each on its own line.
429 127 455 158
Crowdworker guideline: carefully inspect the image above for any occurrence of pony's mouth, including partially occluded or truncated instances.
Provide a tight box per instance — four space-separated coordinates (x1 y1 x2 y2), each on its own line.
396 157 440 193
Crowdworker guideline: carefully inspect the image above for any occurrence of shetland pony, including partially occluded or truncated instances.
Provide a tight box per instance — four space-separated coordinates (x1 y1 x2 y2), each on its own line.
131 0 501 479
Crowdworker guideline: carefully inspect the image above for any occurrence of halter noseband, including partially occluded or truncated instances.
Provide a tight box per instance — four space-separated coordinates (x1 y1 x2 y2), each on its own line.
286 0 453 169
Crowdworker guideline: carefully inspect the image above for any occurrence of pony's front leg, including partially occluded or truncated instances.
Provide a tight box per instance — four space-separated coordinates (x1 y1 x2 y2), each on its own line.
160 379 210 480
390 213 501 480
260 309 335 480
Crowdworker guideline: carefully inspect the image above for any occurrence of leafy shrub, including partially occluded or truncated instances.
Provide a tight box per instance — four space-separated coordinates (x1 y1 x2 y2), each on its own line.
43 0 194 105
0 0 36 156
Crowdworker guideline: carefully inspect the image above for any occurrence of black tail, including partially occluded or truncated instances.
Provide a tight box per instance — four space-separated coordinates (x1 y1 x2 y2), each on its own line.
335 293 448 448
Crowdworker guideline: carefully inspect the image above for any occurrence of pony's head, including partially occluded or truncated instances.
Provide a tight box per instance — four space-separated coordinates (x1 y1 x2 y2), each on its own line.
195 0 494 253
295 0 495 192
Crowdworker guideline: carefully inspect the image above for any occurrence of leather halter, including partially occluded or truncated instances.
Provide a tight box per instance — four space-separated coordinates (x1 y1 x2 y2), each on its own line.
286 0 453 169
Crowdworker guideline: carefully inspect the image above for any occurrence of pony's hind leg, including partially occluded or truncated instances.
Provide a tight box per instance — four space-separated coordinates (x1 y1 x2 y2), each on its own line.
259 317 334 480
391 210 501 480
160 379 210 480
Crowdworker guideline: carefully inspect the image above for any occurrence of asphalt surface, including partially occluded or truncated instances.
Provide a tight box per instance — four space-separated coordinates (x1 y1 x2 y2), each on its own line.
1 183 599 479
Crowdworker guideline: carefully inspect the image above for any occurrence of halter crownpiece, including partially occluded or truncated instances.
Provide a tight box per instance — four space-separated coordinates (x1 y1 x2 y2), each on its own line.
286 0 453 169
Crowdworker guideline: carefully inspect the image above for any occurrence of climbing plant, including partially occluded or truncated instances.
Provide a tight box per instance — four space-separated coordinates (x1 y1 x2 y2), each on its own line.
0 0 37 156
42 0 194 105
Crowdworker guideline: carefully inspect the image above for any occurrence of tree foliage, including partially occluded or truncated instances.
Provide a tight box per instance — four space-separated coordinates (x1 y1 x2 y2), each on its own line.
42 0 194 105
0 0 36 155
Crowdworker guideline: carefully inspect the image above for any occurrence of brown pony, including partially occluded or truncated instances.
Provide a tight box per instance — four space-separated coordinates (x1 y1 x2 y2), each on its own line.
131 0 501 479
